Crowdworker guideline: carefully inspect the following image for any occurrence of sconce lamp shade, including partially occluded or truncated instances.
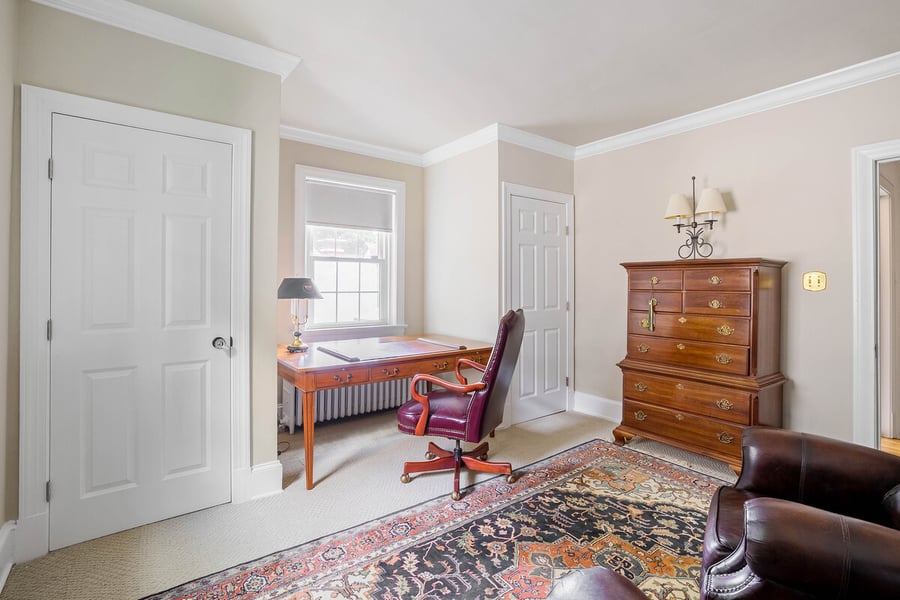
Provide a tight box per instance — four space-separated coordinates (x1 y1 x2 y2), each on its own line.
664 193 692 219
277 277 323 300
696 188 727 215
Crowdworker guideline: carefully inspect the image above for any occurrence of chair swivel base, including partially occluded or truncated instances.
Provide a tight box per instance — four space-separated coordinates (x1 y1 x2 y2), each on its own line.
401 440 517 500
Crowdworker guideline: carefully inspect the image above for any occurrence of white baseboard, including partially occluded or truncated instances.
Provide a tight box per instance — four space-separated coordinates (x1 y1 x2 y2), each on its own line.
0 521 16 590
572 391 622 423
13 512 47 564
248 460 284 500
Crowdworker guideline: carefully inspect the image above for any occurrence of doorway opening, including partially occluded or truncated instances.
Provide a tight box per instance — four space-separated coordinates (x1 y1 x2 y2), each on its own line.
878 159 900 457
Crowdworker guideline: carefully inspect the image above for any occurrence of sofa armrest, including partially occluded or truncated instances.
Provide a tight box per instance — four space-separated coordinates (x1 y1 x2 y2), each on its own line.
734 428 900 524
704 498 900 599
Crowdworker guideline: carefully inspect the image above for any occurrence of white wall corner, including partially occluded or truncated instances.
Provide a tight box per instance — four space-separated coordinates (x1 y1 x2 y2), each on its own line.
572 391 622 423
30 0 302 79
0 522 15 591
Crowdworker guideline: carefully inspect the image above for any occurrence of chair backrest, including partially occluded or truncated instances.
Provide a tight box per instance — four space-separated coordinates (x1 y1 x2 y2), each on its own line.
464 308 526 442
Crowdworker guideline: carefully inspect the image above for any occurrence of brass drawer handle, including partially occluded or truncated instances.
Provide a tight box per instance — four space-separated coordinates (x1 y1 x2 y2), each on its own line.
634 382 648 392
715 353 733 365
678 317 687 324
640 318 650 329
634 410 647 422
676 343 686 350
717 432 735 444
382 367 400 376
675 383 684 390
650 276 659 285
433 360 449 369
716 398 734 410
637 343 650 353
709 275 722 285
708 299 723 309
675 413 684 421
332 373 353 383
717 324 735 336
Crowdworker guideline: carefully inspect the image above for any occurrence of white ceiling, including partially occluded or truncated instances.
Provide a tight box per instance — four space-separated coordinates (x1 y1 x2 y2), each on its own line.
123 0 900 153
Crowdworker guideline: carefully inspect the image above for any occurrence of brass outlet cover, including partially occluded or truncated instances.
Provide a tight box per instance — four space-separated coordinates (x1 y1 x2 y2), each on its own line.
803 271 827 292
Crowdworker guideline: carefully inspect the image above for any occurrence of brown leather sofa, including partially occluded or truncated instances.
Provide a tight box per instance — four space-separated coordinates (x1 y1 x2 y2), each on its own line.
701 427 900 599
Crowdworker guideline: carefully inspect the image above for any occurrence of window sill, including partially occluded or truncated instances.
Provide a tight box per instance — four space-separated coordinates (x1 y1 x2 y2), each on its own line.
302 324 408 342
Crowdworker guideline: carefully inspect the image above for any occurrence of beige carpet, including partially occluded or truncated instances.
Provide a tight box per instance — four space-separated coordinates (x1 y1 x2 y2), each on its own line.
1 410 735 599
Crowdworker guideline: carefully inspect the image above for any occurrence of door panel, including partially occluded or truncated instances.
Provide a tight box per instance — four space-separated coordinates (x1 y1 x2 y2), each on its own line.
49 114 233 549
509 192 568 423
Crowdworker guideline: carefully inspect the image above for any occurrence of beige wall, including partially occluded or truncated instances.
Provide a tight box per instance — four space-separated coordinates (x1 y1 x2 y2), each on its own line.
1 0 19 523
498 142 574 195
277 140 426 341
574 75 900 441
424 143 500 340
14 0 283 490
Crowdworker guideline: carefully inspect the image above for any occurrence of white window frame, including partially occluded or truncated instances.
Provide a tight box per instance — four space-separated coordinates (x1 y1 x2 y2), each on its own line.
294 165 406 340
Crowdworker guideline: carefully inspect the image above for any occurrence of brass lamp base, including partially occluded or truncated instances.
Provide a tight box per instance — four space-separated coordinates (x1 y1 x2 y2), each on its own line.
287 332 309 353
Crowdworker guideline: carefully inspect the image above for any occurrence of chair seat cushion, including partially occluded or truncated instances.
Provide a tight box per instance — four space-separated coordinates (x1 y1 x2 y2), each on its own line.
397 389 472 439
702 486 761 568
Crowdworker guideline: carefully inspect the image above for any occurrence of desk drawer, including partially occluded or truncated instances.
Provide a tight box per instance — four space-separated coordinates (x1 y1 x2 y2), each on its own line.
627 334 749 375
622 371 752 424
628 291 682 313
684 268 751 291
684 292 751 317
314 367 370 388
628 311 750 345
622 398 743 459
629 269 683 290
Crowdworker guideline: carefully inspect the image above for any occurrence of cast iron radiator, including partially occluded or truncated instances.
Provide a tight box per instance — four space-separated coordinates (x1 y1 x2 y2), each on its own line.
279 377 413 433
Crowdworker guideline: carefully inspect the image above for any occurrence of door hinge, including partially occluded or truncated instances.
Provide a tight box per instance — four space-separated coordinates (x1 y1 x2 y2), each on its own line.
565 376 569 387
46 481 51 503
48 157 53 180
565 225 569 235
47 319 52 341
566 301 570 311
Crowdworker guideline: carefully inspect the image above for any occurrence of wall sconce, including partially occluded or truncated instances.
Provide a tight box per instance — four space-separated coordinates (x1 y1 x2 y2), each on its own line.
277 277 323 352
664 176 727 259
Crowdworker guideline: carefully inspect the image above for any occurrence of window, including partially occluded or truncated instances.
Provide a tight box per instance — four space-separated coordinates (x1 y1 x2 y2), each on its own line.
295 166 405 337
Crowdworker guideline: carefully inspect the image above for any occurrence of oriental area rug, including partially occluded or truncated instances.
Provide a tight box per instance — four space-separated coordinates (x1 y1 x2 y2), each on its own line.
147 440 726 600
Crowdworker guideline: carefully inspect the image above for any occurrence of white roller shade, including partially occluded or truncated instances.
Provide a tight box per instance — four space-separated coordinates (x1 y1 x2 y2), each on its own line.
306 180 393 231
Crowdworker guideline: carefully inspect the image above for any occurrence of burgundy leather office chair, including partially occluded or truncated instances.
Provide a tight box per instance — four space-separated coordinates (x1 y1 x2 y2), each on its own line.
397 309 525 500
701 427 900 599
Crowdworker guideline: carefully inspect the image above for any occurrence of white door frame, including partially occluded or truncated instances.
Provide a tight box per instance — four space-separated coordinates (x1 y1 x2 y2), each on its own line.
18 85 252 561
500 182 575 411
851 138 900 447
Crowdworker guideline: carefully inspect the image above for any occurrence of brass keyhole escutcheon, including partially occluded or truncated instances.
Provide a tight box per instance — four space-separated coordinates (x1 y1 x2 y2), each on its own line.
675 413 684 421
708 299 723 309
634 382 648 392
717 432 735 444
678 317 687 324
676 343 686 350
717 324 735 336
675 383 684 390
716 398 734 410
650 276 659 285
634 410 647 422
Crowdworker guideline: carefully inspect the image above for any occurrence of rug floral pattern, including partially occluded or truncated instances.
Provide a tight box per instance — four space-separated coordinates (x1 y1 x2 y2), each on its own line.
147 440 725 600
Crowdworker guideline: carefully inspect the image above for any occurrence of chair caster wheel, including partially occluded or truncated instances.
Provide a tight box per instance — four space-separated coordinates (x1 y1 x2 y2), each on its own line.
400 473 411 484
478 454 488 461
425 452 436 460
506 474 517 484
451 491 462 500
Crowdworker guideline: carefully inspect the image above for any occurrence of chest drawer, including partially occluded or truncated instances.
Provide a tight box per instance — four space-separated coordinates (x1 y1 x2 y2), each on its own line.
629 269 683 290
627 334 749 375
628 291 682 313
684 268 751 291
622 371 752 424
314 367 371 388
683 292 751 317
628 311 750 345
622 399 744 459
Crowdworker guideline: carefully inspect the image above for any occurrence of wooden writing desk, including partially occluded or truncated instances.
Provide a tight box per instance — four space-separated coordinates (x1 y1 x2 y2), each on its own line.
277 335 493 489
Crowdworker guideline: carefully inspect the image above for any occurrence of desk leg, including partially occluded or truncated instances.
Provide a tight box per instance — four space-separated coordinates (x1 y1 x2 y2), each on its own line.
302 390 316 489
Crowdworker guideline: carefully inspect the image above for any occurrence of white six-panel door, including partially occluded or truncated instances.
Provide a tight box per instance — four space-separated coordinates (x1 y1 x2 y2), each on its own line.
49 114 233 549
507 188 570 423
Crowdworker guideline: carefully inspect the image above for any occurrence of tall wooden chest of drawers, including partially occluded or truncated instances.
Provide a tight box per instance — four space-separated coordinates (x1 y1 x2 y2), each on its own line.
614 258 786 471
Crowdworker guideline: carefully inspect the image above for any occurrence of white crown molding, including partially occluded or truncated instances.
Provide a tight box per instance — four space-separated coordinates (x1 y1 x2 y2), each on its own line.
30 0 302 80
280 125 424 167
422 124 500 167
497 124 575 160
576 50 900 159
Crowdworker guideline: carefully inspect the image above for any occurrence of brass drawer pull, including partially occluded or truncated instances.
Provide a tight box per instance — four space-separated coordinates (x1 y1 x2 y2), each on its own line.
715 353 733 365
716 324 735 336
675 413 684 421
382 367 400 376
634 410 647 422
717 432 735 444
716 398 734 410
634 382 648 392
332 373 353 383
709 275 722 285
675 383 684 390
676 343 686 350
650 276 659 285
637 343 650 353
708 299 723 309
640 318 650 329
433 360 449 369
678 317 687 324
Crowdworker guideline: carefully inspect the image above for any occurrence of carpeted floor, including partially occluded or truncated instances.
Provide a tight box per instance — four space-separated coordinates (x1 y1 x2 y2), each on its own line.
147 439 728 599
1 410 735 599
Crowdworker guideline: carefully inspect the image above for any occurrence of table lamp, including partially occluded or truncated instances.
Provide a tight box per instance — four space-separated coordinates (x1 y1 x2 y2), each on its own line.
277 277 323 352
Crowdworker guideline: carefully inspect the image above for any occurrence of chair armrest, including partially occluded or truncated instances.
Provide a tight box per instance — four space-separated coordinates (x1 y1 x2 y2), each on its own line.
706 498 900 598
454 358 486 384
408 373 485 436
734 427 900 523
